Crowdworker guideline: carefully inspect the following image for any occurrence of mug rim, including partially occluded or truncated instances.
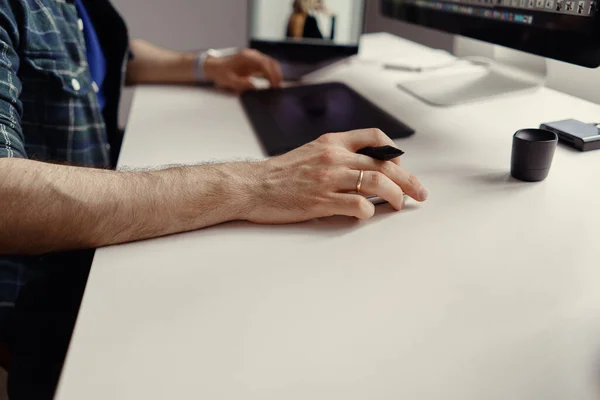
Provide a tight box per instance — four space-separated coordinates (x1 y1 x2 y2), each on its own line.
514 128 558 143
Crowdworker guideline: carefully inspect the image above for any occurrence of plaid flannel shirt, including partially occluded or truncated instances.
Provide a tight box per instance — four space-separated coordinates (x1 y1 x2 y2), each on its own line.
0 0 129 334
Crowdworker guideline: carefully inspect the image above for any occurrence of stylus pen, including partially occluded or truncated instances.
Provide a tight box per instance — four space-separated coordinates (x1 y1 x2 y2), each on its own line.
357 146 405 206
357 146 405 161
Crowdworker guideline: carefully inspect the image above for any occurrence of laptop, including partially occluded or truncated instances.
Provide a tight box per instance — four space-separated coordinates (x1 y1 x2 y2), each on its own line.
248 0 366 80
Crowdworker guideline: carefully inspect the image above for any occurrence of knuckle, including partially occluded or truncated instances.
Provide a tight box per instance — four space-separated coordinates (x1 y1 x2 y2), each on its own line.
376 130 389 142
318 148 338 165
368 128 384 138
318 132 336 144
408 174 421 187
349 196 365 209
379 161 394 177
354 198 374 219
368 171 383 187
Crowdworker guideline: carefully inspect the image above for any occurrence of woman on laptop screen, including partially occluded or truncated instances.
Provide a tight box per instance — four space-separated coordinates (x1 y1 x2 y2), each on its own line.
287 0 336 41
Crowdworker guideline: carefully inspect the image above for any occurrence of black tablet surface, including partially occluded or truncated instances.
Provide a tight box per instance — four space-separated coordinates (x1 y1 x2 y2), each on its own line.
240 82 415 156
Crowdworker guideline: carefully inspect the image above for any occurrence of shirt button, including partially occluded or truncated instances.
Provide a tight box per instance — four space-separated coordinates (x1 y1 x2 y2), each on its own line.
78 19 84 31
105 144 111 151
71 78 81 91
92 81 99 93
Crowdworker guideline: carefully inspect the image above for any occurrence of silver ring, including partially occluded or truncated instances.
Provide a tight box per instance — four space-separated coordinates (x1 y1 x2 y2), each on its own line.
356 170 364 193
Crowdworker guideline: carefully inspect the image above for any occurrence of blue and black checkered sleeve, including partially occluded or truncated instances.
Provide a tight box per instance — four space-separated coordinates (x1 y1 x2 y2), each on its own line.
0 0 26 159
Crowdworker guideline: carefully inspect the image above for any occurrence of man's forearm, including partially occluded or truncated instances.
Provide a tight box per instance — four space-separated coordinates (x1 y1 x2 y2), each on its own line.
0 158 254 255
126 39 198 85
126 39 283 92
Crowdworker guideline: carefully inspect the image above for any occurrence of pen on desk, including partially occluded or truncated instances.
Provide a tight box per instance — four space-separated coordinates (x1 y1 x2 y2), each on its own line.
383 63 422 73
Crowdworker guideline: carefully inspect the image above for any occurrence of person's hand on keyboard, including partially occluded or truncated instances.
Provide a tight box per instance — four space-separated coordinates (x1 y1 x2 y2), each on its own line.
241 128 428 224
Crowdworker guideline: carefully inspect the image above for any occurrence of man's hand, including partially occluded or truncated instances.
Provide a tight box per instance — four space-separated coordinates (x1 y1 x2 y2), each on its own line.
240 129 428 224
204 49 283 92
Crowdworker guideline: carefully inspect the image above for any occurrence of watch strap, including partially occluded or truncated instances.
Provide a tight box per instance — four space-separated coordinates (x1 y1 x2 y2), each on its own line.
195 48 240 82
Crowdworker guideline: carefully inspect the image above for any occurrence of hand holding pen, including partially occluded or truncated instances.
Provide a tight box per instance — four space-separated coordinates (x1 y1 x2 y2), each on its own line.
249 129 427 223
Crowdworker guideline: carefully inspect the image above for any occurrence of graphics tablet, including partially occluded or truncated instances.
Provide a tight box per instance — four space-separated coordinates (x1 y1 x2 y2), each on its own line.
240 82 415 156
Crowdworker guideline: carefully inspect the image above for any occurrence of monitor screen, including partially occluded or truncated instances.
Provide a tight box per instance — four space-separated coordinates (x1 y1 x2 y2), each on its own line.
250 0 365 47
381 0 600 67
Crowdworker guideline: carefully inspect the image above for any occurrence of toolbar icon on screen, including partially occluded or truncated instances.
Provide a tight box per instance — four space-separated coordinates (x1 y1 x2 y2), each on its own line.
565 1 574 11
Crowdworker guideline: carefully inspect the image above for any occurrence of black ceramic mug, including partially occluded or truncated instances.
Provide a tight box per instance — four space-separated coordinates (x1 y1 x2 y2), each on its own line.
511 129 558 182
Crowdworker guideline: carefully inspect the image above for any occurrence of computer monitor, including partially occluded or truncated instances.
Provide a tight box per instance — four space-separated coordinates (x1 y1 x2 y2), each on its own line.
249 0 366 79
380 0 600 105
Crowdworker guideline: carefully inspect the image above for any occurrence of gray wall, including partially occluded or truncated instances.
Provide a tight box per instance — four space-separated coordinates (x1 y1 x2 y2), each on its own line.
114 0 249 51
112 0 453 51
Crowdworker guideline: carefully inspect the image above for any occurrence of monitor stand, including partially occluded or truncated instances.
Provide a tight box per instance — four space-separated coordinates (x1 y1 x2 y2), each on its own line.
396 45 548 107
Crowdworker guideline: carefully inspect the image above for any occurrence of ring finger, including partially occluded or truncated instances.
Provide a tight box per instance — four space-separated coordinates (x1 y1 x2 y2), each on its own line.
348 154 426 202
341 170 405 210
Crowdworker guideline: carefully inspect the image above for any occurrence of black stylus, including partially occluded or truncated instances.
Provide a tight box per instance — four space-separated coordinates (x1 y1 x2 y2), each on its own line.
356 146 405 206
357 146 405 161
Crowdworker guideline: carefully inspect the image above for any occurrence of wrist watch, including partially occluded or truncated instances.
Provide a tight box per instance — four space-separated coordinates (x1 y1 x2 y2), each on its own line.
195 47 240 82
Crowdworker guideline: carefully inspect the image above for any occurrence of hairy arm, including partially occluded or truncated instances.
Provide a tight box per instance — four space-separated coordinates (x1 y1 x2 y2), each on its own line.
126 39 198 85
1 130 429 256
0 158 255 255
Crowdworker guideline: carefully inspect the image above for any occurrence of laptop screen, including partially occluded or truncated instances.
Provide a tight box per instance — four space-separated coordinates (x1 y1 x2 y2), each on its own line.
249 0 365 47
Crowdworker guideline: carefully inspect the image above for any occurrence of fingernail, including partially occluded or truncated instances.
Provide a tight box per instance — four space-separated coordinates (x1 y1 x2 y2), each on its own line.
419 188 429 201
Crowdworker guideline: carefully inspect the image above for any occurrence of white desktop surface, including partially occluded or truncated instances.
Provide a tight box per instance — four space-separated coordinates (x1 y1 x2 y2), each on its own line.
56 33 600 400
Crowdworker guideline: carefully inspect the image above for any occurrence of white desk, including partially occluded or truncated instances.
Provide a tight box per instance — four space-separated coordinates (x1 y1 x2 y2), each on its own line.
56 33 600 400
